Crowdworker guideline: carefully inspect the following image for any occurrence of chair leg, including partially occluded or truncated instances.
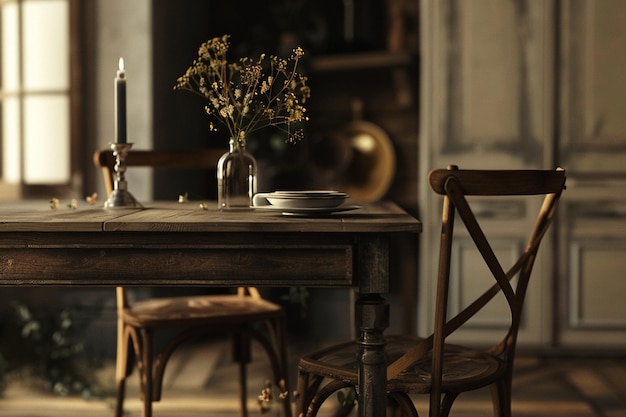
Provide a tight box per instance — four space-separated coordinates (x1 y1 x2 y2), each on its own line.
233 331 251 417
439 393 458 417
295 369 310 417
140 328 154 417
239 358 249 417
115 323 134 417
388 392 419 417
244 320 292 417
300 378 353 417
491 378 512 417
272 317 292 417
115 372 127 417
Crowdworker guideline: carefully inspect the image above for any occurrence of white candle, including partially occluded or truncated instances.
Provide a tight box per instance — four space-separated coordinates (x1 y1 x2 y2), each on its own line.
115 57 127 144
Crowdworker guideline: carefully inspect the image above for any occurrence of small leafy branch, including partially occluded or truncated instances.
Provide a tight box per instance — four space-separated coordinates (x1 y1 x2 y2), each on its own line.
257 379 356 417
258 379 289 415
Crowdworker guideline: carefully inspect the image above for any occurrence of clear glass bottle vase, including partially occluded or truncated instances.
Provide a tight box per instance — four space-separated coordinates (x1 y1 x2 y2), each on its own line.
217 138 257 210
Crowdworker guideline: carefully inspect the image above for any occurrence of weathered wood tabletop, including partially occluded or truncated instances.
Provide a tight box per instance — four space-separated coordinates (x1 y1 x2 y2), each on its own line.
0 200 420 417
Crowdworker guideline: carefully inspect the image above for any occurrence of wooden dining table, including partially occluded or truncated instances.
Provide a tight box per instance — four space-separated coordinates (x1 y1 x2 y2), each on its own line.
0 199 420 417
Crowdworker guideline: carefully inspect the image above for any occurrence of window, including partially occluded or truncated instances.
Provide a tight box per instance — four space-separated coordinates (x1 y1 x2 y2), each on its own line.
0 0 74 198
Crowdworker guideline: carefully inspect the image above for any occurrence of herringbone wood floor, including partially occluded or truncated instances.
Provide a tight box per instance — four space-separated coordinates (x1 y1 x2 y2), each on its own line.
1 338 625 417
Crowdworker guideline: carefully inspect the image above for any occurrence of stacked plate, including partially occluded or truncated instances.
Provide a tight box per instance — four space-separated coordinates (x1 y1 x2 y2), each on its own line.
266 190 347 208
254 190 359 215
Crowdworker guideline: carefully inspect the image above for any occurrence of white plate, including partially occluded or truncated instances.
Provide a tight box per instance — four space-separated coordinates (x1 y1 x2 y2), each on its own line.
267 195 346 209
255 205 361 216
270 190 348 198
255 190 349 209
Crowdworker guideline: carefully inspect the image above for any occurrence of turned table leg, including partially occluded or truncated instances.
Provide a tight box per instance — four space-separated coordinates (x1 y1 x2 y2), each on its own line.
356 294 389 417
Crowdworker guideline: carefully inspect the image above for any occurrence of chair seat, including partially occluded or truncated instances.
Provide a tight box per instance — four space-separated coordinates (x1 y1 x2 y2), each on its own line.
299 335 505 394
123 294 284 328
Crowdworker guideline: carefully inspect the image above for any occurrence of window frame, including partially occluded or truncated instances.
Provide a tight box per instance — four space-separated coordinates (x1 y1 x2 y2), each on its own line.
0 0 83 199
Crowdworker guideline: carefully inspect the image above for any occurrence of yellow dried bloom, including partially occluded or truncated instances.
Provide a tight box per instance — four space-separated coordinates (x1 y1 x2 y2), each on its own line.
174 34 310 149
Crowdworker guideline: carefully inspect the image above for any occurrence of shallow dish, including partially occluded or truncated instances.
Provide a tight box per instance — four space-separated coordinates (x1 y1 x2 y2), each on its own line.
254 190 349 209
256 205 361 216
266 194 346 209
270 190 347 198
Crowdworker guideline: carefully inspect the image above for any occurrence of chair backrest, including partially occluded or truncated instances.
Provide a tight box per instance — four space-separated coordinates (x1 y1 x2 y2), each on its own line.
387 166 566 413
93 148 225 196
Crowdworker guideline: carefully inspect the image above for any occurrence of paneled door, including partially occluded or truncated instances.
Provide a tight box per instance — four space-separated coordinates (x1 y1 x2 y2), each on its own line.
419 0 626 350
556 0 626 349
418 0 556 347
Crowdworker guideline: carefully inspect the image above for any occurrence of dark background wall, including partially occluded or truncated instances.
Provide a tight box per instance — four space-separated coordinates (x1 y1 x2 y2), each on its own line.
148 0 420 341
0 0 420 361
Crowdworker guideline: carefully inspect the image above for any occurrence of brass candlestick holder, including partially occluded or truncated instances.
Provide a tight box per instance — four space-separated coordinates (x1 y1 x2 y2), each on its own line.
104 142 139 208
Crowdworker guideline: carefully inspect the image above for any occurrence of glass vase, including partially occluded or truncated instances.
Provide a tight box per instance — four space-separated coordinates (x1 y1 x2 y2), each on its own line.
217 138 257 210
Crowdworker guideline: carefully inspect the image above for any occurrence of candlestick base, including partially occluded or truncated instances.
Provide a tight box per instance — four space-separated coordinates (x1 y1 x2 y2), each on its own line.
105 187 139 208
104 142 141 209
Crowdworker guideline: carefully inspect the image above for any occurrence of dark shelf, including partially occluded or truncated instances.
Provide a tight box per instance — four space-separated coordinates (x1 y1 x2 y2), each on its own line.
310 51 413 72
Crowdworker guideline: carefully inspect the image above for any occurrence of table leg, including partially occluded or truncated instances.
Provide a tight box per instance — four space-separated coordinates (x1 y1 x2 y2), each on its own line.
356 294 389 417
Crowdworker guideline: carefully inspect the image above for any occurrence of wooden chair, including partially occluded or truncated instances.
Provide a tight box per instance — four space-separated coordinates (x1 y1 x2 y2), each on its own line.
93 149 292 417
295 166 566 417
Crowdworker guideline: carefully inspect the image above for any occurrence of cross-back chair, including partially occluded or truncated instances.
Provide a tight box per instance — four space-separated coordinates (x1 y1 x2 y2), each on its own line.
295 166 566 417
93 148 292 417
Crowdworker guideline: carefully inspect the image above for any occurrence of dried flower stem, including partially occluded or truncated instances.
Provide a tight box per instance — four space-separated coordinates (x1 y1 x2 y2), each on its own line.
174 35 310 150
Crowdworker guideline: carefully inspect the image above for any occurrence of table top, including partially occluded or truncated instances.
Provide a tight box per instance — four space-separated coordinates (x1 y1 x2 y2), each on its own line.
0 200 421 234
0 200 419 288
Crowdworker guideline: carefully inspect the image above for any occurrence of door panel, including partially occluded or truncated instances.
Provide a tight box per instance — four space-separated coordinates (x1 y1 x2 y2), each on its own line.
558 196 626 347
557 0 626 348
419 0 555 346
427 0 552 169
421 0 626 350
560 0 626 171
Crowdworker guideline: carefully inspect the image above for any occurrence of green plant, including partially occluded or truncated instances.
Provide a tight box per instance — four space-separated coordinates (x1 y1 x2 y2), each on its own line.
0 301 106 398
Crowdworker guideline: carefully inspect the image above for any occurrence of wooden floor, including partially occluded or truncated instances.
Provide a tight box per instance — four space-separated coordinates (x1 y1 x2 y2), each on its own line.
1 338 625 417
